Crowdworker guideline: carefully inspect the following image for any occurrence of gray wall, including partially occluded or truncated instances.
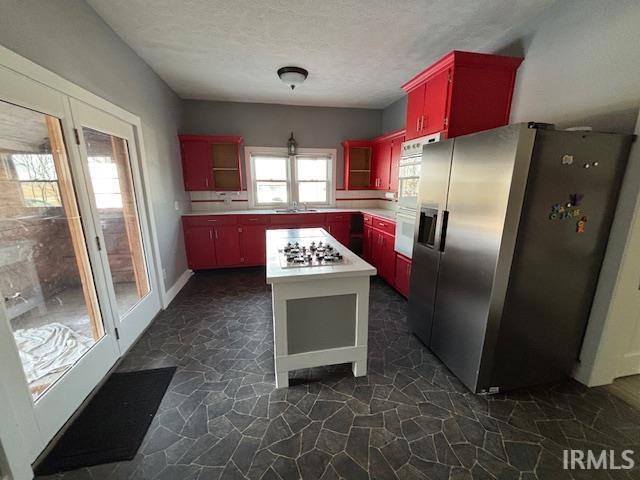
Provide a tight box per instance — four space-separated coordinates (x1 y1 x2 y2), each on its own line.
381 0 640 138
382 97 407 135
181 100 382 189
0 0 189 291
486 0 640 133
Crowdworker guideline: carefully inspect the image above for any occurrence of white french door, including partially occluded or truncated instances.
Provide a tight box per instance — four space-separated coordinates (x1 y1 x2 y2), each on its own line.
0 64 161 465
69 100 161 352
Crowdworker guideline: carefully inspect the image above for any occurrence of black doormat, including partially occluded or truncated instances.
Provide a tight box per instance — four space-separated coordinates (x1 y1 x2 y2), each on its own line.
35 366 176 476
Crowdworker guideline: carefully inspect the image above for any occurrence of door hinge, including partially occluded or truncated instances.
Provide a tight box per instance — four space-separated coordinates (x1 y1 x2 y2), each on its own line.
96 236 102 251
115 328 120 340
73 128 81 145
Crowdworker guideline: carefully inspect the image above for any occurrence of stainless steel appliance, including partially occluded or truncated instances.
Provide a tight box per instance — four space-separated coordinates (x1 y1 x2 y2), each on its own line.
395 133 441 257
408 123 634 393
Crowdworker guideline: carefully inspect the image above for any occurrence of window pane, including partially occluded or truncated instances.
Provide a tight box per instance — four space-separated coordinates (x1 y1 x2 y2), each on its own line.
298 181 327 203
257 181 288 204
83 128 150 316
0 100 105 400
254 155 287 180
297 157 328 181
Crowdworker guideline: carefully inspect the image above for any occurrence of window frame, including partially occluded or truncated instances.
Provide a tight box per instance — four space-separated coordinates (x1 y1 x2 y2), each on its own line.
245 146 336 208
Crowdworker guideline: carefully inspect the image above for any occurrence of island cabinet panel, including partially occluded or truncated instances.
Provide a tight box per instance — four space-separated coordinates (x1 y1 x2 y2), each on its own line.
394 253 412 298
402 50 522 141
184 225 216 269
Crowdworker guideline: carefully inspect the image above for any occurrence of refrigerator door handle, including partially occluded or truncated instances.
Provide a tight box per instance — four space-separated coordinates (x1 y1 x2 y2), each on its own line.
439 210 449 253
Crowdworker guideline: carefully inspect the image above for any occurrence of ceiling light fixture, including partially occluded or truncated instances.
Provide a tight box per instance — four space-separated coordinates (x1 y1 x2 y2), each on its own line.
277 66 308 90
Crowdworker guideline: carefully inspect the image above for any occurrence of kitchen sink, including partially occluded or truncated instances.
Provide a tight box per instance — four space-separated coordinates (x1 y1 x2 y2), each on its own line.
274 208 317 213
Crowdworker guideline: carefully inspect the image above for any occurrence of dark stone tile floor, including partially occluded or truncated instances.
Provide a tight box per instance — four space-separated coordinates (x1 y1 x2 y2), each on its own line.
41 268 640 480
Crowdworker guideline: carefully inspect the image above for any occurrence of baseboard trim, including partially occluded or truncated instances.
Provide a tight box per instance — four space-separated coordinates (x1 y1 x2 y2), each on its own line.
163 269 193 309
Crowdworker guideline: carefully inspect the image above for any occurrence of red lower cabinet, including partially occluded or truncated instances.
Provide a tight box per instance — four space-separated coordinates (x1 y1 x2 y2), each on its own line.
214 225 243 266
184 226 216 269
326 221 350 246
394 254 412 298
371 229 395 284
363 225 373 263
241 224 267 266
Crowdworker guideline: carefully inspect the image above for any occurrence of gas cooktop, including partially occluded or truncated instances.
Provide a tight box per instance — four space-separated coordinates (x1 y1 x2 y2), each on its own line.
278 240 347 268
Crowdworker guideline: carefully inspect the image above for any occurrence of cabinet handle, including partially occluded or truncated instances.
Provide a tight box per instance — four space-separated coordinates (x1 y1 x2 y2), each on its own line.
207 219 218 222
248 218 258 221
214 229 218 240
205 177 209 187
416 116 420 132
209 229 212 240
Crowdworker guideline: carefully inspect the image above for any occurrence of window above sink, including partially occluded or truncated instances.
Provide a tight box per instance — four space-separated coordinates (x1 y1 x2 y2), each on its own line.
245 146 336 209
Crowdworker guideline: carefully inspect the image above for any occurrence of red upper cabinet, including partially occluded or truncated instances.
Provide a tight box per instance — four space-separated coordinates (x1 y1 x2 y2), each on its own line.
179 135 243 191
405 84 426 140
181 140 212 190
402 51 523 141
389 135 403 192
370 130 405 192
371 139 391 190
342 140 373 190
422 68 451 135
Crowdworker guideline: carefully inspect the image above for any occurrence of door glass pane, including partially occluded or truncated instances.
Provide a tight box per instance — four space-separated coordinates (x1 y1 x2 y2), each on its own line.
0 101 104 400
82 128 150 316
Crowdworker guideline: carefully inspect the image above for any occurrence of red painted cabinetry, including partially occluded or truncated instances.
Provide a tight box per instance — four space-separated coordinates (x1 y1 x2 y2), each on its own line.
403 50 523 141
394 254 412 298
184 213 352 270
179 135 243 191
370 130 405 192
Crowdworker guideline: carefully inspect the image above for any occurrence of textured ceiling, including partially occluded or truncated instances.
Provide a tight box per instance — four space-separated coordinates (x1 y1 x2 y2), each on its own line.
86 0 555 109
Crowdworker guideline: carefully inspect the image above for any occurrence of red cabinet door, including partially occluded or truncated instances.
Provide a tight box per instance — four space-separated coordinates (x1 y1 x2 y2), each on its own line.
372 140 392 190
185 226 216 269
370 231 382 269
389 136 403 192
241 225 267 266
379 232 396 284
327 222 350 247
405 84 426 140
214 225 242 266
422 68 451 135
394 254 412 298
181 140 212 191
363 225 373 263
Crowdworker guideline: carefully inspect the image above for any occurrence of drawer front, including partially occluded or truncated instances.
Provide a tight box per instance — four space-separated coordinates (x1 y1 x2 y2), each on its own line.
373 217 395 235
183 215 238 227
325 212 352 223
363 214 373 225
238 215 269 225
270 213 326 225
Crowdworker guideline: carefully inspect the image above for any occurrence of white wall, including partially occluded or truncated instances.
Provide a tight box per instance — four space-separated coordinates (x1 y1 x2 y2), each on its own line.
0 0 190 291
486 0 640 133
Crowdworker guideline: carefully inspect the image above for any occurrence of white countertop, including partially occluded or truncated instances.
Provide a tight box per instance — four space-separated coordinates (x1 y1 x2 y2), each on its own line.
266 228 376 284
183 207 397 221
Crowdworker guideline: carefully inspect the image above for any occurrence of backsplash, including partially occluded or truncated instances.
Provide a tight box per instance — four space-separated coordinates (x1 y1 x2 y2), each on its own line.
189 190 397 212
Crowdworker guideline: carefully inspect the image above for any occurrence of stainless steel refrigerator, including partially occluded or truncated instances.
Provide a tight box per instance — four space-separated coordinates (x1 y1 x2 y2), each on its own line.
408 122 634 393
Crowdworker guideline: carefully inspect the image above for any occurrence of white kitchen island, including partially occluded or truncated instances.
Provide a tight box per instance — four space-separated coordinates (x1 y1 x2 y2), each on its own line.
266 228 376 388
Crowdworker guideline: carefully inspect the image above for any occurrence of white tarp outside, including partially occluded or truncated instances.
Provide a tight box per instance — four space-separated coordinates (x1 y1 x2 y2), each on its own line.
13 322 93 383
